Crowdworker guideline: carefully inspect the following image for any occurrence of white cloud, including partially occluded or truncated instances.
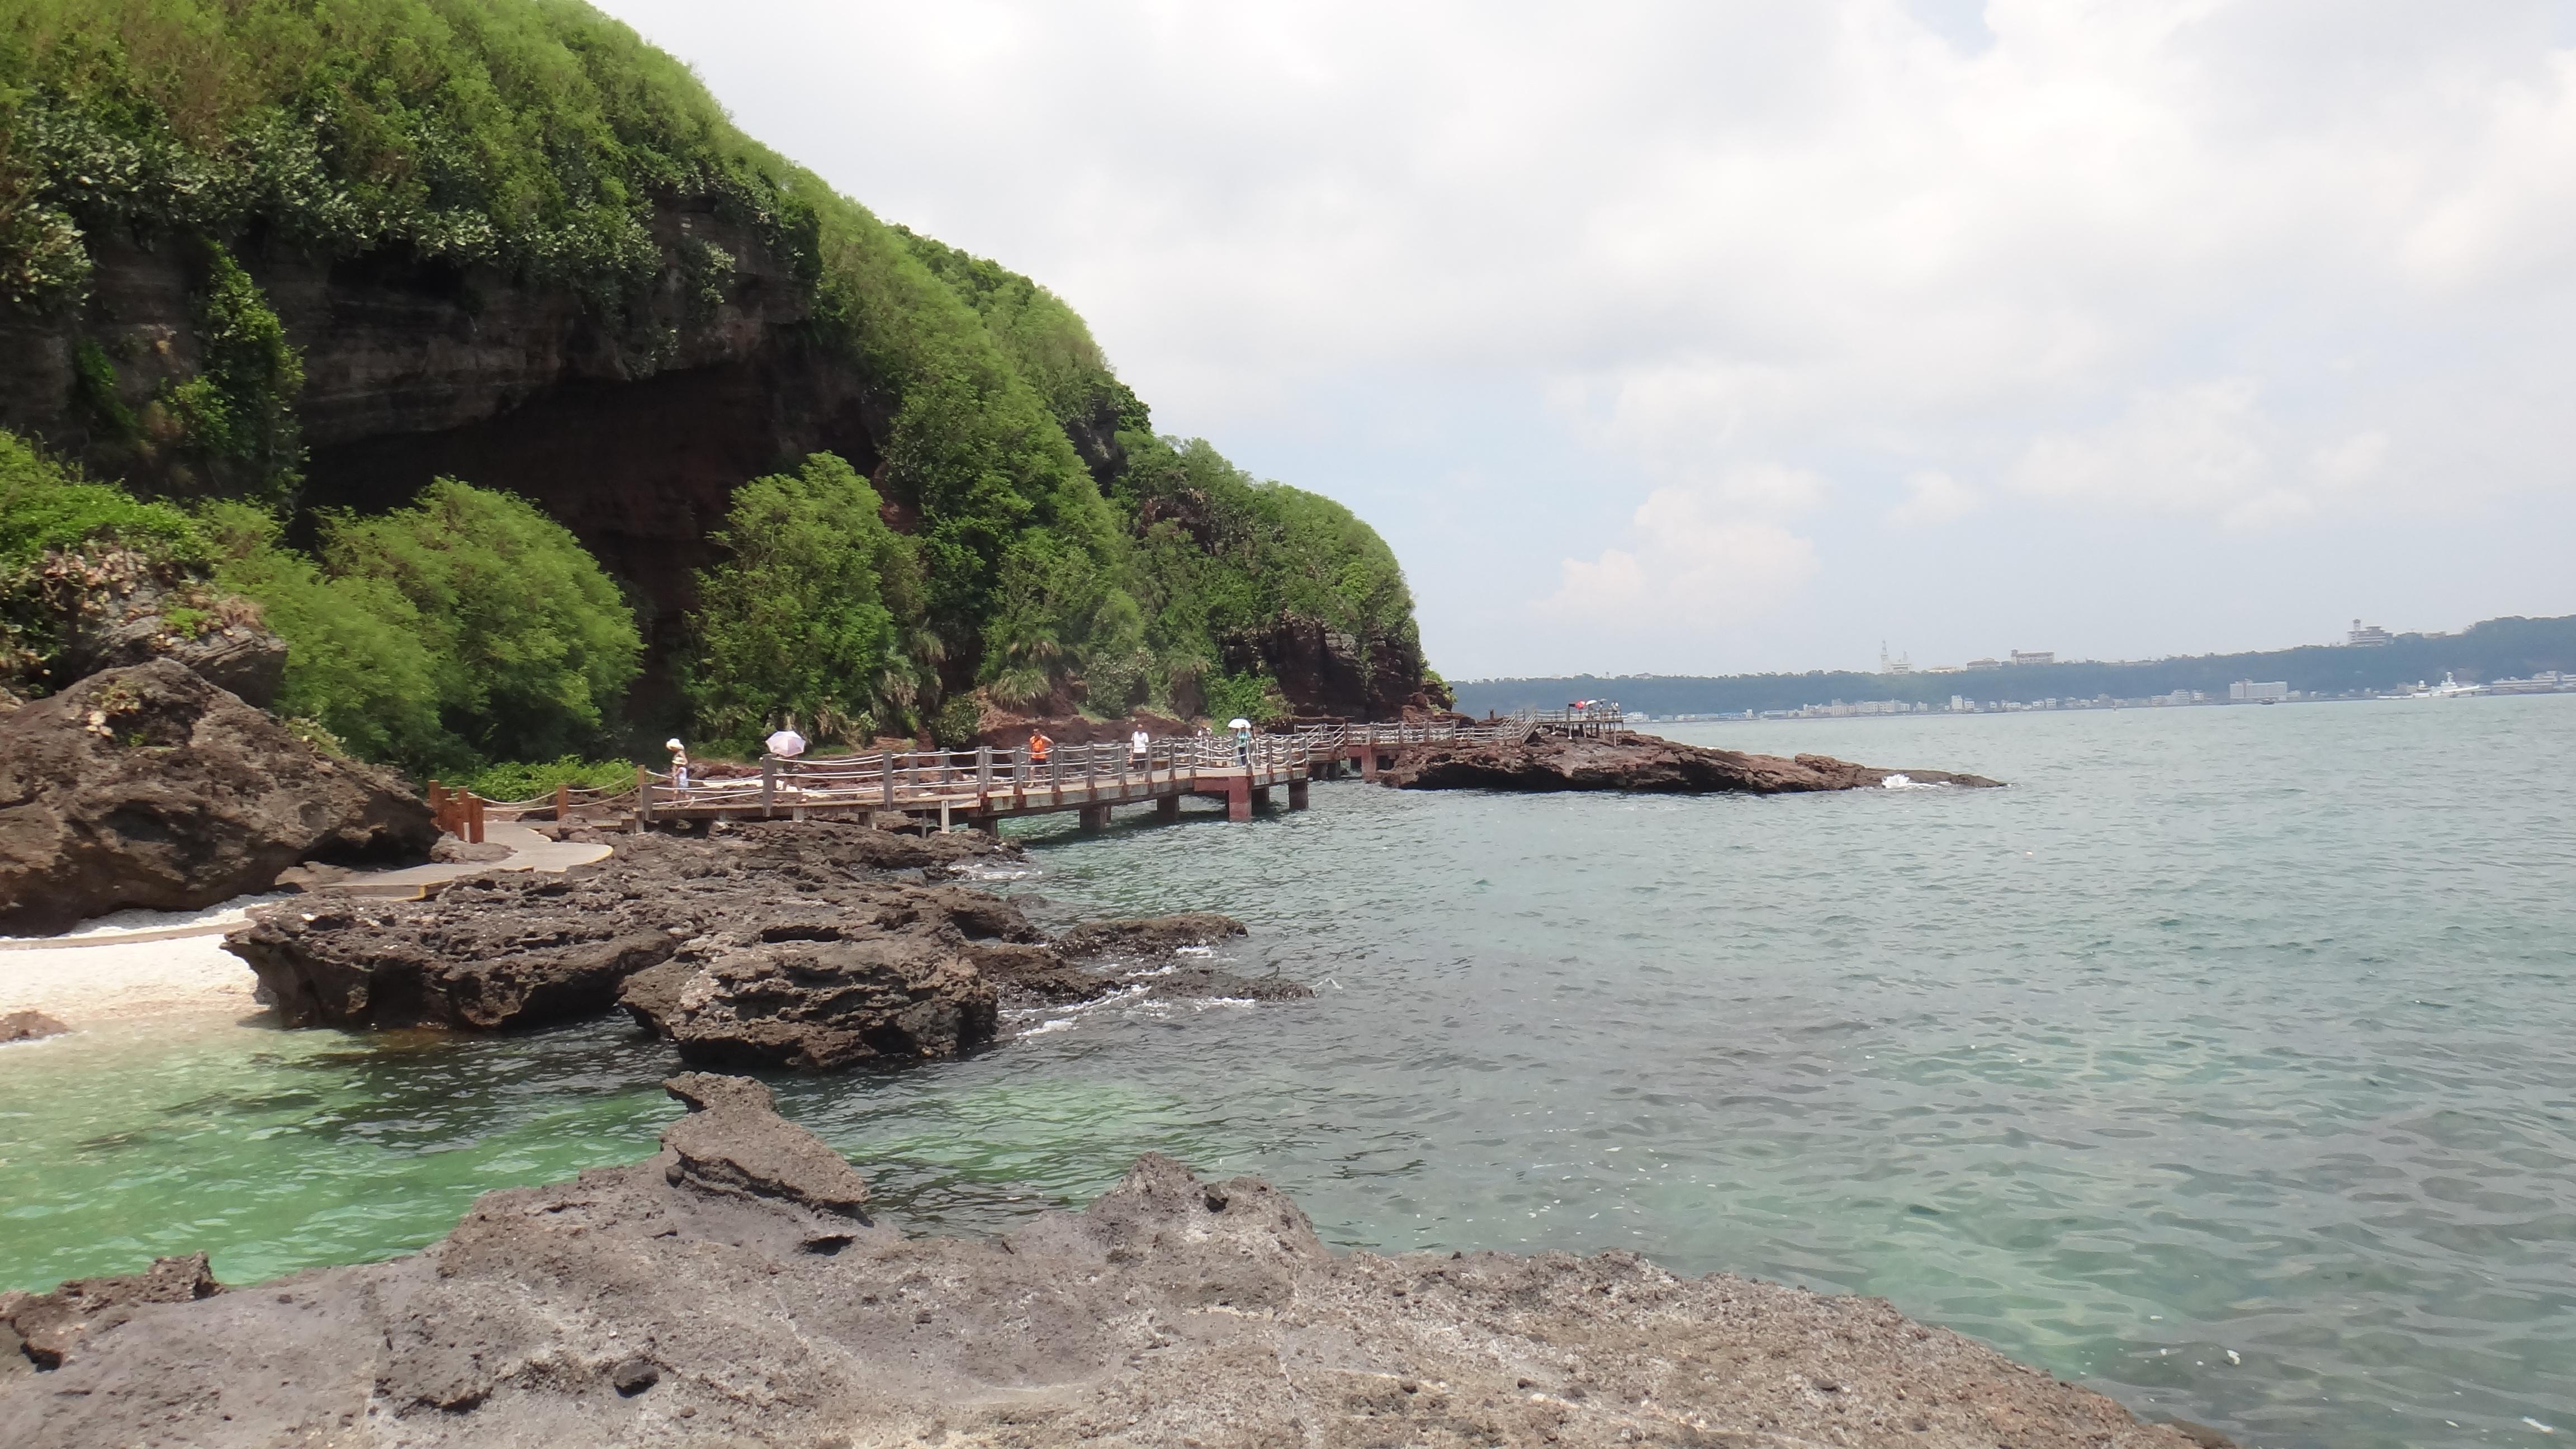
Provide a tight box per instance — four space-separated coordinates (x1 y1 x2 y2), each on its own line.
1887 471 1982 527
1547 487 1821 624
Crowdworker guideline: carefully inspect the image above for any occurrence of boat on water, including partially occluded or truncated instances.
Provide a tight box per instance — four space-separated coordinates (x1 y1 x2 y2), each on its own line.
2413 672 2483 699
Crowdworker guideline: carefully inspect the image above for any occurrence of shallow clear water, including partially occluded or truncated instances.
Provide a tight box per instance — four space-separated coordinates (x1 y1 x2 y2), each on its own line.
4 697 2573 1447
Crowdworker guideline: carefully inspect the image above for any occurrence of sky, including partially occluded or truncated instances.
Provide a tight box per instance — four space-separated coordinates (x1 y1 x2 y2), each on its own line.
593 0 2576 679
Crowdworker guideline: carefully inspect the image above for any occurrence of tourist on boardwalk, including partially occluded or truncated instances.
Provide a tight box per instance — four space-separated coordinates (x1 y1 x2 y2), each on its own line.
1130 727 1150 771
665 738 690 792
1028 730 1053 776
1229 717 1252 767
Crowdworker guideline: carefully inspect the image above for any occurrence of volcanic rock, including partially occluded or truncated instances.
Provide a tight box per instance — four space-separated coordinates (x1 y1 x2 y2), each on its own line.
0 1253 221 1372
1380 730 2004 794
0 660 435 934
658 1073 872 1216
0 1010 70 1043
232 821 1021 1032
1055 912 1248 960
644 922 996 1071
0 1084 2209 1448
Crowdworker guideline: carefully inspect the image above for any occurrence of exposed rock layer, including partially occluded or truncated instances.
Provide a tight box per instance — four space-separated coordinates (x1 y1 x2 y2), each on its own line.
0 660 433 934
0 1077 2213 1448
1380 731 2005 794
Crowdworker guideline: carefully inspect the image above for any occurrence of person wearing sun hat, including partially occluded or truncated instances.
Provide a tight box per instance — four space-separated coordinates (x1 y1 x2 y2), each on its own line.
666 737 689 792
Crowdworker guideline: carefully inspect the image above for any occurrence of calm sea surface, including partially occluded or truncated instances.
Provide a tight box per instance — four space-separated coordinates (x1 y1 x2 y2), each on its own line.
4 698 2573 1446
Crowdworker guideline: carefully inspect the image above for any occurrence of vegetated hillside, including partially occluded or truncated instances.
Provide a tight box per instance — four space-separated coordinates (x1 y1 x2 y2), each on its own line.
0 0 1443 757
1455 614 2576 716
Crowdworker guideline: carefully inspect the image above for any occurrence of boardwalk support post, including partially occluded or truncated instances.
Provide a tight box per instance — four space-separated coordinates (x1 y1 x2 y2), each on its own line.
1289 779 1309 811
1079 804 1110 831
761 756 776 818
1227 776 1251 823
1157 794 1180 821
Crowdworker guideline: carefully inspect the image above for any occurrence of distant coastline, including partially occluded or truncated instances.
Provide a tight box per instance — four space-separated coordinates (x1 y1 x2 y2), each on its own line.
1456 611 2576 717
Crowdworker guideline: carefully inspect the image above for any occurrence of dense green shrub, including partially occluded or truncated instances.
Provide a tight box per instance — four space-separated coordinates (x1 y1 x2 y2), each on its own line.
0 428 202 570
163 244 304 500
685 452 920 750
454 755 636 803
323 480 641 763
197 499 448 766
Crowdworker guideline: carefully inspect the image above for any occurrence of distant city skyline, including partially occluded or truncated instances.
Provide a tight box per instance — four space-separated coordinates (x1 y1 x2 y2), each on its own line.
595 0 2576 678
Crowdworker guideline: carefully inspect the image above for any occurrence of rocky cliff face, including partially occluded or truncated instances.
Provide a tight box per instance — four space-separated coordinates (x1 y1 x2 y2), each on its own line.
0 198 886 713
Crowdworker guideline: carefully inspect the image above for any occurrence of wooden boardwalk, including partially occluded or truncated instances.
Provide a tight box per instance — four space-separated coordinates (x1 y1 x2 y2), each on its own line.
455 711 1623 835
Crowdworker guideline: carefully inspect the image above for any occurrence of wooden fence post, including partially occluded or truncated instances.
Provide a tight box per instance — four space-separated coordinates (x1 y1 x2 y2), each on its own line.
636 765 651 827
555 782 572 823
880 751 894 806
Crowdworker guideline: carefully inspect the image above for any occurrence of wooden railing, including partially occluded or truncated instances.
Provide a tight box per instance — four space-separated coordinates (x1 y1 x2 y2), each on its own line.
437 709 1631 829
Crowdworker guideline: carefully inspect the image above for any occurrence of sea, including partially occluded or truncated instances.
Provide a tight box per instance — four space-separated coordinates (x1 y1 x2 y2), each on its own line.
3 696 2572 1447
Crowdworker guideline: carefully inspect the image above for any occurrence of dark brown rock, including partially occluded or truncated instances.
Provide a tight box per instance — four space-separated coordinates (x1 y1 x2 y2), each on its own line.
0 1093 2209 1448
2 546 287 708
0 661 435 934
1379 730 2004 794
0 1010 69 1043
233 821 1021 1033
1054 913 1248 960
648 926 996 1072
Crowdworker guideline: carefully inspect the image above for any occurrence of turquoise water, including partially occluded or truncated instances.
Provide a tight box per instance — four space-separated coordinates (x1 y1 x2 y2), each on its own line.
4 697 2573 1446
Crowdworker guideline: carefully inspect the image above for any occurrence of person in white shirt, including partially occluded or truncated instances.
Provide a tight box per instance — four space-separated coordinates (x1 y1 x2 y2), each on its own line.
1129 727 1150 770
665 737 689 792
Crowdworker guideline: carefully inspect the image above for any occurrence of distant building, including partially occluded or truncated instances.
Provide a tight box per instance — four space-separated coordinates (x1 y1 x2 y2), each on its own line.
2347 619 2393 647
1964 657 2002 671
2229 680 2289 702
2010 650 2055 666
1879 641 1913 675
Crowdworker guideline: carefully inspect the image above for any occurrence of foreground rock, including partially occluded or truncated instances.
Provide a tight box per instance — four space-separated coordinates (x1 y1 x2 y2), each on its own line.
1382 730 2004 794
0 661 435 934
230 821 1023 1033
0 1076 2213 1448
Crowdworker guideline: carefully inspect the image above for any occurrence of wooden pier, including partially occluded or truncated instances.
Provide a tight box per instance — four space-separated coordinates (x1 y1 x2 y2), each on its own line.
463 711 1623 834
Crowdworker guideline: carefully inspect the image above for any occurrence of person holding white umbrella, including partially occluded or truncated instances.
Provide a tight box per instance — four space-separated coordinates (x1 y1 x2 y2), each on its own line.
1229 717 1252 768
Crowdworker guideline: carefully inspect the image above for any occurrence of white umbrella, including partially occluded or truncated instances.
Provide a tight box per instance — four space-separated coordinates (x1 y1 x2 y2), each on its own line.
1227 718 1251 730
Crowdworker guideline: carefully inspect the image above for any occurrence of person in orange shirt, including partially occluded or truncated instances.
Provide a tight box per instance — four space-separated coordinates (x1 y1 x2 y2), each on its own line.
1028 730 1052 765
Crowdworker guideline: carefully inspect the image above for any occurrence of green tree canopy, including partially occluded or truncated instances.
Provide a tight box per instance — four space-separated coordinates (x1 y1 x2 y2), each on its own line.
685 452 921 750
321 479 641 763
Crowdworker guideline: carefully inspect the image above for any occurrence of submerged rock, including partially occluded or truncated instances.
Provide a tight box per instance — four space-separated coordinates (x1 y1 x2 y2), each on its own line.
1380 730 2004 794
641 922 997 1071
0 1079 2210 1448
0 660 435 934
0 1010 69 1043
1054 912 1248 959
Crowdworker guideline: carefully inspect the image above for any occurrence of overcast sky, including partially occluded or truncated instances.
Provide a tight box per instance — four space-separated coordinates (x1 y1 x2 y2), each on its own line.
595 0 2576 678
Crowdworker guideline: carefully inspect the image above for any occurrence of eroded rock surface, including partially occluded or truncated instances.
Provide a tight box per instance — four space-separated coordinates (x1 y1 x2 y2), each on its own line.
1055 911 1248 960
0 660 434 934
230 821 1021 1032
0 1079 2213 1448
0 1253 221 1373
1381 731 2004 794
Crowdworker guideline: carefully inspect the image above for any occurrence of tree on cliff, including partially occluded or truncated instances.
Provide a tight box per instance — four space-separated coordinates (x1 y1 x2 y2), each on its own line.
684 453 922 750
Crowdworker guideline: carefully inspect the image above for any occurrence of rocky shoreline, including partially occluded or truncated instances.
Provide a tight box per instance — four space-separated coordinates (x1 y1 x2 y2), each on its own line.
223 820 1305 1069
1376 729 2005 794
0 1073 2220 1448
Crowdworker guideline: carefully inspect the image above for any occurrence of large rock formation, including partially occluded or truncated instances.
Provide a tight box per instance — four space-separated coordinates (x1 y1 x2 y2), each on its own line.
0 1076 2220 1448
227 821 1022 1031
0 660 433 934
1379 731 2005 794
